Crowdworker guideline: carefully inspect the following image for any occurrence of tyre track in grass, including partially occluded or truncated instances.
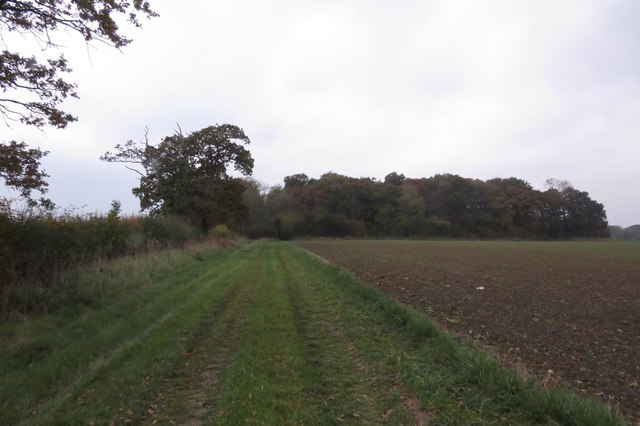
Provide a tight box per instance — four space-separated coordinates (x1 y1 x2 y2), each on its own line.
178 283 254 426
208 243 392 424
281 243 435 424
210 244 330 424
25 246 255 425
138 244 268 425
277 244 384 423
166 243 427 425
99 242 427 425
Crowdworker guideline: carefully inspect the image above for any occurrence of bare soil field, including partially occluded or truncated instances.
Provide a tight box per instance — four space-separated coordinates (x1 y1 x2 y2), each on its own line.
297 240 640 421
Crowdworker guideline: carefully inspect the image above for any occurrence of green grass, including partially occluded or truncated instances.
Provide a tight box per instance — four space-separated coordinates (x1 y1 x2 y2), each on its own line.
0 241 627 425
0 243 246 424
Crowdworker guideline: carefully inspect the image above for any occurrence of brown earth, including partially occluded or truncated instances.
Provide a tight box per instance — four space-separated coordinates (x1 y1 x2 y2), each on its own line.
297 240 640 422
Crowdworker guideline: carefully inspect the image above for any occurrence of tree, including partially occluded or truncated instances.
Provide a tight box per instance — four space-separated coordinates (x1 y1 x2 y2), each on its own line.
559 186 608 238
242 178 272 238
283 173 309 188
0 140 50 206
539 179 609 238
489 177 541 237
0 0 157 128
615 224 640 240
101 124 254 231
1 0 156 206
384 171 405 186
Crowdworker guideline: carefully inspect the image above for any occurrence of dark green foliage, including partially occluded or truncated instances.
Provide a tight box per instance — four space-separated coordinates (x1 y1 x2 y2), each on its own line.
102 124 254 232
623 224 640 239
140 215 197 246
1 1 156 211
247 172 609 240
0 141 53 208
283 173 310 188
241 178 273 238
384 171 406 185
0 0 157 128
0 210 200 313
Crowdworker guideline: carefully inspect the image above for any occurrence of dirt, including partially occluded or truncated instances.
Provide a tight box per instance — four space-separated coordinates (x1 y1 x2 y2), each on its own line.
297 240 640 422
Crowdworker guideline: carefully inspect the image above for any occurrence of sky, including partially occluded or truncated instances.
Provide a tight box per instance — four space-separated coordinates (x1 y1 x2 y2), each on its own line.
2 0 639 226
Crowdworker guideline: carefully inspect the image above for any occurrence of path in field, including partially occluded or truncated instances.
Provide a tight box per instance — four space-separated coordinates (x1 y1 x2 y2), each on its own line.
138 243 426 425
7 246 255 425
130 242 622 425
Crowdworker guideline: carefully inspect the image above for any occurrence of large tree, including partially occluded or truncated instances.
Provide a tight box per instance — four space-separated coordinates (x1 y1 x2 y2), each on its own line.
1 0 156 205
101 124 254 231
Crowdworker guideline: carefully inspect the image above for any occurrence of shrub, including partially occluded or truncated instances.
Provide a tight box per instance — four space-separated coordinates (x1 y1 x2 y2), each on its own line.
211 224 231 238
141 215 197 247
0 210 201 315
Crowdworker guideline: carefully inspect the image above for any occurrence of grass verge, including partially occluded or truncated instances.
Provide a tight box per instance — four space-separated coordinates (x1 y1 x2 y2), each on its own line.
288 243 625 425
0 242 249 424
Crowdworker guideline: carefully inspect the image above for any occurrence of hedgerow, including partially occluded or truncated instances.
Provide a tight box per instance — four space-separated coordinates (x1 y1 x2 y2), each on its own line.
0 205 201 314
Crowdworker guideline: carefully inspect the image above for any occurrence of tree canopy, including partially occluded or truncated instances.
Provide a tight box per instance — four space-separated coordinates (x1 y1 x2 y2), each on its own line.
0 140 51 207
102 124 255 231
244 172 609 240
0 0 156 208
0 0 157 128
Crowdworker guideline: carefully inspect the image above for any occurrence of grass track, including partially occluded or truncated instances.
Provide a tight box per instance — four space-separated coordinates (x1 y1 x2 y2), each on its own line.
1 245 252 424
0 242 627 425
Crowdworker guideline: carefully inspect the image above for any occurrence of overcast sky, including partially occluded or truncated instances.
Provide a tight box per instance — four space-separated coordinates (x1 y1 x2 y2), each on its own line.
3 0 639 226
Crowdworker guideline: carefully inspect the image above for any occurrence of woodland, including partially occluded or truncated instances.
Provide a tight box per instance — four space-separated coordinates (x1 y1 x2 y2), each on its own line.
241 172 610 240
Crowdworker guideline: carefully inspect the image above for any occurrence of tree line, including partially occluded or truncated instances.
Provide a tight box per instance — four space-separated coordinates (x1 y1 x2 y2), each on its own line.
609 225 640 240
241 172 609 240
98 125 608 240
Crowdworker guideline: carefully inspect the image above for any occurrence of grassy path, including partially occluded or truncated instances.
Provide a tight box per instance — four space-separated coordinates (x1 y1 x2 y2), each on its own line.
0 242 626 425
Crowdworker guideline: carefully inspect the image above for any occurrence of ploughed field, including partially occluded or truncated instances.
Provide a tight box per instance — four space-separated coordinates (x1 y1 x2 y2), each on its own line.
297 240 640 421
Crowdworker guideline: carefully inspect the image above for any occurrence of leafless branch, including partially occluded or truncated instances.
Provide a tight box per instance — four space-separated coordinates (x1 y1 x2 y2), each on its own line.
124 164 144 177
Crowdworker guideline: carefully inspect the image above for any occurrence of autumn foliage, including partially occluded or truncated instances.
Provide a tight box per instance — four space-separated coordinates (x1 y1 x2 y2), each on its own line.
244 173 610 240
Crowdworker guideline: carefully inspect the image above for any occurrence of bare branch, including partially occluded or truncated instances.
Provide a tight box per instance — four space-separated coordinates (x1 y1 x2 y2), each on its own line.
124 164 144 177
